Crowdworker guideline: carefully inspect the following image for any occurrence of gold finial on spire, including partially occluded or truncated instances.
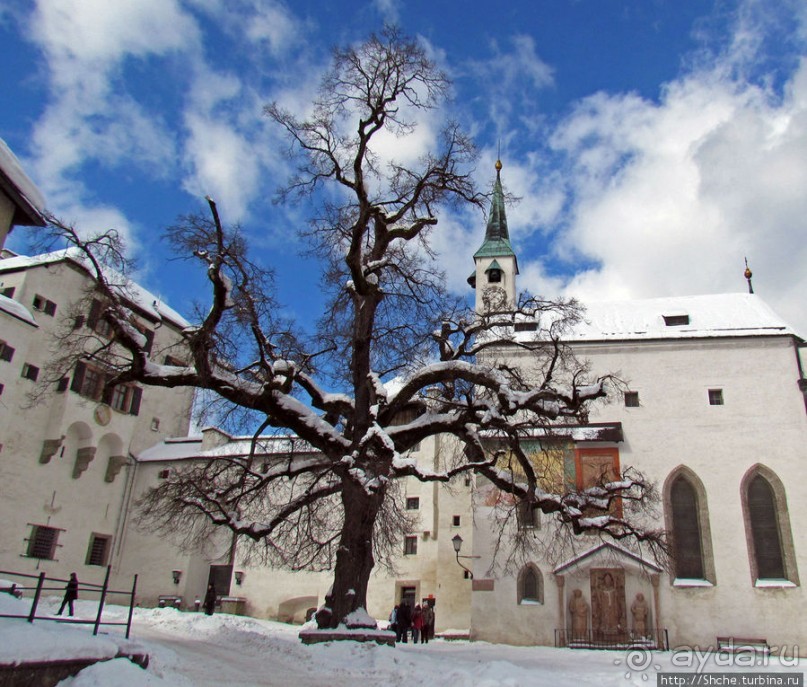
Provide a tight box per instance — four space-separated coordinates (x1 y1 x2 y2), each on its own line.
744 257 754 294
496 139 502 172
495 159 502 171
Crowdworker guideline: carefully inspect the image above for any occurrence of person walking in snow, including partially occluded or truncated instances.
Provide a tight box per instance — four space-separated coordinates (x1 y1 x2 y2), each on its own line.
57 572 79 617
203 582 217 615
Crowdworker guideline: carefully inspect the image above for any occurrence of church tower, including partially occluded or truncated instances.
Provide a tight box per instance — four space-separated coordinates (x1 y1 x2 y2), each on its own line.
467 160 519 314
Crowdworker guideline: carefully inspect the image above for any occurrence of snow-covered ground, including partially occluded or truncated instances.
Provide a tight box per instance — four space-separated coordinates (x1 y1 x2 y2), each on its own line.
0 591 802 686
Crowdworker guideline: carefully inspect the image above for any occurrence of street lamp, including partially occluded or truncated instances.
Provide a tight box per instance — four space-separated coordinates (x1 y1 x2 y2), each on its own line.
451 534 474 579
171 569 182 585
234 570 245 586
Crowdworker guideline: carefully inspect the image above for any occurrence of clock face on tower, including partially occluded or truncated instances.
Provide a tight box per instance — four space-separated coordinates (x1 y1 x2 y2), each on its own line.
483 286 507 311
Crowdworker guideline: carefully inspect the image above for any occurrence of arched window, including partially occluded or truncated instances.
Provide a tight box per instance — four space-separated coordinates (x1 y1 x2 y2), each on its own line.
741 466 798 585
663 467 715 583
747 475 784 579
670 476 704 579
517 564 543 604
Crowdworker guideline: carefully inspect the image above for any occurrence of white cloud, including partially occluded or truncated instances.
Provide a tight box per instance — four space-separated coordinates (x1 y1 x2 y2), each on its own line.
516 56 807 336
466 35 554 138
373 0 400 24
181 113 261 221
31 0 197 66
22 0 202 250
243 0 304 55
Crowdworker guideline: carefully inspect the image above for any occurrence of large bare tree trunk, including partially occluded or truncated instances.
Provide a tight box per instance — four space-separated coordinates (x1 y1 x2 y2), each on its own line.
317 479 385 629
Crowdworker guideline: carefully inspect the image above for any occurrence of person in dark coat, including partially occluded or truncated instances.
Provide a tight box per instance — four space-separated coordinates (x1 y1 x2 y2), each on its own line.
203 582 217 615
57 572 79 617
397 600 412 643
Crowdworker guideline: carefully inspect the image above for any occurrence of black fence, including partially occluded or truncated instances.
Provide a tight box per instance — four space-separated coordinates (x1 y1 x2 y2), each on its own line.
555 627 669 650
0 566 138 639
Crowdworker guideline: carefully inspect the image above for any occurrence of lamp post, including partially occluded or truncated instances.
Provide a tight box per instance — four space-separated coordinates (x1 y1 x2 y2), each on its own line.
171 569 182 585
451 534 475 579
234 570 245 586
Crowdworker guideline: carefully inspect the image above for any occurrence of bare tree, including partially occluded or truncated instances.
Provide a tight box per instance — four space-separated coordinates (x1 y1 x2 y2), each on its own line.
44 27 665 632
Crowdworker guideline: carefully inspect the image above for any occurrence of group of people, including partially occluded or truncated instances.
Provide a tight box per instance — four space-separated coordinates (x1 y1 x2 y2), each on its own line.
388 600 434 644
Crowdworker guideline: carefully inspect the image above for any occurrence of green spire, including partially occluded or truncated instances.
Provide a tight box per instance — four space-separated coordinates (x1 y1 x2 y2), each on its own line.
473 160 516 261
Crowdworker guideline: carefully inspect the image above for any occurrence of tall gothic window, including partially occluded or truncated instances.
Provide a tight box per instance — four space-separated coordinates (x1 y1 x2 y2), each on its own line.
741 465 798 586
747 475 785 579
670 476 704 579
664 467 715 584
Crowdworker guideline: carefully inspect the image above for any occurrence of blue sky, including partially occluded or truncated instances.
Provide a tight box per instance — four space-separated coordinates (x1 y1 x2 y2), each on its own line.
1 0 807 336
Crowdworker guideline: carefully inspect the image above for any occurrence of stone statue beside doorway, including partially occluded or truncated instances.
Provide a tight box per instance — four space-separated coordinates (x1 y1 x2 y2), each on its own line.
631 592 649 636
568 588 589 639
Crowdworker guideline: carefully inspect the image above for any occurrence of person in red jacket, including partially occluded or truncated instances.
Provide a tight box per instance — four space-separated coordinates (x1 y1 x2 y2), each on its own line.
412 604 424 644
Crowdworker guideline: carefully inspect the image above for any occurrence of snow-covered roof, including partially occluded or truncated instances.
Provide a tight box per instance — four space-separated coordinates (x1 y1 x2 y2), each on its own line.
0 138 46 227
517 293 800 343
0 249 189 328
136 434 318 463
0 293 37 327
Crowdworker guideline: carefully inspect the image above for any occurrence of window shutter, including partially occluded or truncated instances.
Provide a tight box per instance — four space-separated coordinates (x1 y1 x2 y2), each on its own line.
143 329 155 355
87 298 102 331
129 387 143 416
101 375 115 405
70 361 87 393
671 477 705 579
748 476 785 579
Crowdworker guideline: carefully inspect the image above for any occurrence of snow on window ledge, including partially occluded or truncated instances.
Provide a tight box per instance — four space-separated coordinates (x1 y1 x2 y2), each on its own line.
754 579 796 589
519 599 543 606
673 578 714 588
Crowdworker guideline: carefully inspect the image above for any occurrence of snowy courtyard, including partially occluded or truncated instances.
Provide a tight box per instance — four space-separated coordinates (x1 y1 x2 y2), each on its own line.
0 591 803 686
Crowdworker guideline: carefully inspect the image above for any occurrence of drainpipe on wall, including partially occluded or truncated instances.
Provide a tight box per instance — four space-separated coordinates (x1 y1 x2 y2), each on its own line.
110 455 139 574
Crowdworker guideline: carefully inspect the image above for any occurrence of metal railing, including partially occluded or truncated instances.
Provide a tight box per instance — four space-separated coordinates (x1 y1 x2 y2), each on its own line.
555 627 669 650
0 566 138 639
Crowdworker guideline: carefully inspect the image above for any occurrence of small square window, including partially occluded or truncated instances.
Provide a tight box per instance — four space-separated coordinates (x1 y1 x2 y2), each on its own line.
403 535 418 555
86 534 111 566
406 497 420 510
517 501 541 529
452 515 461 527
708 389 724 406
0 343 15 362
624 391 640 407
32 295 57 316
21 363 39 381
27 525 60 560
